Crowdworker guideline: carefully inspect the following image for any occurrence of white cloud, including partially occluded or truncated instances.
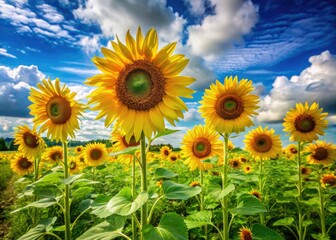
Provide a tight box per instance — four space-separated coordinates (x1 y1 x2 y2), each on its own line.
257 50 336 123
78 35 100 55
0 48 17 58
183 108 203 122
183 0 207 16
187 0 258 60
54 67 100 76
0 65 45 117
73 0 186 42
37 4 64 23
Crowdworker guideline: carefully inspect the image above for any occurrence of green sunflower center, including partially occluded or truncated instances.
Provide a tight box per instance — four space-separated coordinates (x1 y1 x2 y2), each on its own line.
117 60 165 110
313 147 328 161
46 96 72 124
69 161 76 170
192 137 211 158
90 148 102 161
294 114 316 133
23 132 38 148
216 95 244 120
252 134 272 153
19 157 32 169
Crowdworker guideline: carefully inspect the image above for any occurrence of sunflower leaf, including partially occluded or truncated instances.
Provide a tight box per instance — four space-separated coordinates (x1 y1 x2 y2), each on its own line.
151 128 179 141
252 224 284 240
109 146 139 156
154 168 178 180
162 181 202 200
17 217 57 240
62 173 84 185
184 211 213 229
230 194 267 215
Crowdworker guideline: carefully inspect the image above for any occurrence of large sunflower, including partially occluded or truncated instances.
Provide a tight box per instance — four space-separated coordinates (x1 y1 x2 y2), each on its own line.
244 126 282 160
14 125 45 159
86 27 195 141
28 78 85 142
305 141 335 166
43 146 64 163
85 143 108 166
283 102 328 142
181 125 222 171
11 154 34 176
112 129 140 165
199 76 259 134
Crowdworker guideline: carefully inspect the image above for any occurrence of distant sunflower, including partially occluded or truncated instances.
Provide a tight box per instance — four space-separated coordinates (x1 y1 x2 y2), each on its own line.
228 140 235 150
74 146 84 155
244 126 282 160
283 102 328 142
112 129 139 165
239 226 253 240
85 143 107 166
229 158 241 169
68 156 83 174
243 165 252 174
11 154 34 176
160 146 172 159
306 141 335 166
181 125 222 171
301 166 311 176
28 78 85 142
14 125 45 159
43 146 63 163
169 153 178 162
189 181 201 187
86 27 195 141
249 189 262 200
320 174 336 188
199 76 259 134
285 144 298 160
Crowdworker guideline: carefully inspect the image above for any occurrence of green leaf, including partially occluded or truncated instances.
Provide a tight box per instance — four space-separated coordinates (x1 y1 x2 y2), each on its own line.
230 194 267 215
154 168 178 180
109 146 139 156
143 213 188 240
77 215 127 240
184 211 212 229
208 183 235 200
162 181 202 200
62 173 84 185
252 224 284 240
273 217 294 227
202 156 219 164
11 198 58 214
106 188 148 216
230 147 243 153
33 185 60 198
152 128 179 141
78 199 93 212
17 217 57 240
92 195 113 218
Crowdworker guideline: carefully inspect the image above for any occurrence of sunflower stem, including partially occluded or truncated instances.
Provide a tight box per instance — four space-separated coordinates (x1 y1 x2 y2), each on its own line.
140 132 147 238
200 170 208 240
63 141 71 240
318 169 327 237
33 155 40 226
297 141 303 240
259 159 265 225
132 156 138 240
222 134 230 240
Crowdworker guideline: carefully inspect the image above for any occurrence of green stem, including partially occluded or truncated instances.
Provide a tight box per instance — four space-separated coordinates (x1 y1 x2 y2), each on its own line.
297 141 303 240
140 132 147 237
200 170 208 240
259 159 265 225
63 141 71 240
318 170 327 237
222 134 230 240
33 155 40 226
44 232 63 240
147 195 164 223
132 156 138 240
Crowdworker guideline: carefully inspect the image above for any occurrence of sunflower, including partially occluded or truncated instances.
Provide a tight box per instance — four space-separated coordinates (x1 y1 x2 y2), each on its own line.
86 27 195 141
229 158 241 169
228 140 235 150
74 145 84 155
181 125 222 171
189 181 201 187
305 141 335 166
112 129 140 165
320 174 336 188
249 189 262 200
11 154 34 176
243 165 252 174
199 76 259 134
28 78 85 142
43 146 63 163
68 156 83 174
169 153 179 162
239 226 253 240
244 126 282 160
285 144 298 160
283 102 328 142
14 125 45 159
301 166 311 176
85 143 108 166
160 146 172 159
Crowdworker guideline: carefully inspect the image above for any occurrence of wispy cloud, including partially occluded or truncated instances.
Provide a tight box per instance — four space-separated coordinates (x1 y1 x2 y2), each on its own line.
0 48 16 58
53 67 100 76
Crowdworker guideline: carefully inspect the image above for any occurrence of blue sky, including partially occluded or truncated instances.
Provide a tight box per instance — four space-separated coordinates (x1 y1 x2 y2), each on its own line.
0 0 335 147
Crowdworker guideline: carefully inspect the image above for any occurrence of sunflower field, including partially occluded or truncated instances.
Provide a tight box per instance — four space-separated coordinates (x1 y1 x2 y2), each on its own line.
0 27 335 240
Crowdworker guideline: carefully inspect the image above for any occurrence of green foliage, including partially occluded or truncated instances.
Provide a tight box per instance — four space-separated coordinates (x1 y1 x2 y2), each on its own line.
162 181 202 200
0 137 8 151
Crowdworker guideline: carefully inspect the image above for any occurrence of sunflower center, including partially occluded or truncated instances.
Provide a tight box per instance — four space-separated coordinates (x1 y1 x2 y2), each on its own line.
164 150 169 156
215 95 244 120
69 161 76 170
294 114 316 133
19 157 32 169
290 147 298 154
23 132 38 148
90 149 102 160
313 147 328 161
301 167 307 174
232 161 239 167
46 96 72 124
252 134 272 153
324 178 336 187
122 135 140 148
241 229 253 240
192 137 211 158
117 60 165 110
170 156 177 161
51 152 62 161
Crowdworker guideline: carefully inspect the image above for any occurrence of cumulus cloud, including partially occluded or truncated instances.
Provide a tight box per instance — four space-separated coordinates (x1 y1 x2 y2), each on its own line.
183 108 203 123
0 65 45 118
37 4 64 23
183 0 207 16
257 50 336 123
78 35 100 55
187 0 258 60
